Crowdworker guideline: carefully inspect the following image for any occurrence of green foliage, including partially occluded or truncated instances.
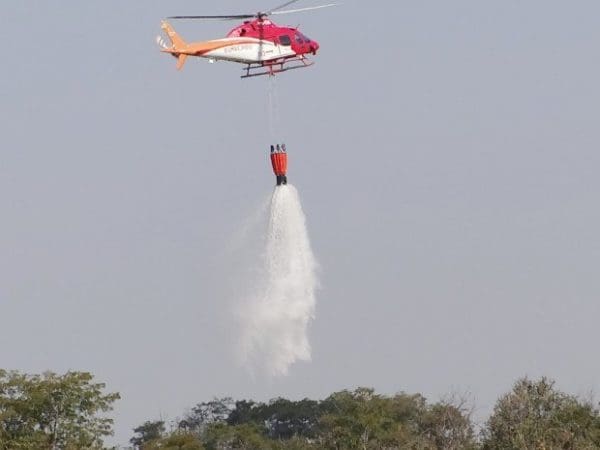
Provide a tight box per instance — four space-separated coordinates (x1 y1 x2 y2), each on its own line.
133 386 478 450
0 369 119 450
179 398 235 434
6 367 599 450
417 399 477 450
318 387 393 448
202 423 275 450
143 431 205 450
130 420 166 448
482 377 600 450
317 388 476 449
226 397 322 440
225 400 258 427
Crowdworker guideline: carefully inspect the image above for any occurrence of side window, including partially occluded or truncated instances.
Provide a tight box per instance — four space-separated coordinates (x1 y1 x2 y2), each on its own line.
279 35 291 46
295 33 303 44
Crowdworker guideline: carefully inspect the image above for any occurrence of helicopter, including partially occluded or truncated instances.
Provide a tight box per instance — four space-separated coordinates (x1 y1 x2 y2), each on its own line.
157 0 335 78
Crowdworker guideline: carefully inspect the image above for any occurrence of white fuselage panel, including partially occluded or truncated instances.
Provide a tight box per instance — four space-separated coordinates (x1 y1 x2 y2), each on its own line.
203 39 296 63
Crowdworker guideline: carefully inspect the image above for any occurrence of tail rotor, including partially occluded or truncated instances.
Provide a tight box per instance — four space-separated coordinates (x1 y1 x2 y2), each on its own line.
156 35 169 50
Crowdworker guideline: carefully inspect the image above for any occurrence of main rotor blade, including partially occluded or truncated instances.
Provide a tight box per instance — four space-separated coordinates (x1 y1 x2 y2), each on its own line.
270 3 337 15
168 14 255 20
267 0 302 14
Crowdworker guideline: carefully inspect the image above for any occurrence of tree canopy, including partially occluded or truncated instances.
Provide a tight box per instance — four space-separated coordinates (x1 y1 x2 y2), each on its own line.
0 370 119 450
131 387 476 449
482 377 600 450
131 379 600 450
3 369 599 450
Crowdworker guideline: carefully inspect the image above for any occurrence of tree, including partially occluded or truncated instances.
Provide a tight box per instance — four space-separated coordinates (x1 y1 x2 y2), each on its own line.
319 387 408 449
260 398 322 439
144 432 205 450
317 388 476 449
0 369 120 450
482 377 600 449
226 397 322 440
130 420 166 449
179 398 234 434
417 397 476 450
202 423 276 450
225 400 258 427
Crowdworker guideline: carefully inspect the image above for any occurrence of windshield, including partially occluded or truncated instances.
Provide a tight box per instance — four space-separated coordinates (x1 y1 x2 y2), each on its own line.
297 32 310 43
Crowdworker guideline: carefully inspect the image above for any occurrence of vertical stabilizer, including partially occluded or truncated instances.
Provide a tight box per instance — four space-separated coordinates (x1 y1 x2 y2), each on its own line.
159 21 189 70
161 21 187 49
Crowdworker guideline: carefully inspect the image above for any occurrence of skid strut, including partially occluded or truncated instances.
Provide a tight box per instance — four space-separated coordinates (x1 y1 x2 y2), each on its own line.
242 56 314 79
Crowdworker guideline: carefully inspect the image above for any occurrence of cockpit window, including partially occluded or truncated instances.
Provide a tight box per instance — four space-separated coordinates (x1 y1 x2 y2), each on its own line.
295 34 303 44
279 35 291 46
298 32 310 43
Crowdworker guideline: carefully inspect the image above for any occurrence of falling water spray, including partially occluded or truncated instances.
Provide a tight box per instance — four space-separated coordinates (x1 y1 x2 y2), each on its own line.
235 177 318 376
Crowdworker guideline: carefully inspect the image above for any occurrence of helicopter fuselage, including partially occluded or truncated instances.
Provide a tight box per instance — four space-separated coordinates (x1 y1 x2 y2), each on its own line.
158 18 320 76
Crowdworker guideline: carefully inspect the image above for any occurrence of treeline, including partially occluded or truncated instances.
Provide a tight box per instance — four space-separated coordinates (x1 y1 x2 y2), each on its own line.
2 370 600 449
132 378 600 450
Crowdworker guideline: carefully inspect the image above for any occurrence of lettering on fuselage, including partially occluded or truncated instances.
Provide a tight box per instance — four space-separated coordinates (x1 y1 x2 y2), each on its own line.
224 44 253 53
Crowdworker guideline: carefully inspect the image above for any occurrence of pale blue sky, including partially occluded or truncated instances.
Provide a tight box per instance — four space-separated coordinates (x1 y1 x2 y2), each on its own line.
1 0 599 446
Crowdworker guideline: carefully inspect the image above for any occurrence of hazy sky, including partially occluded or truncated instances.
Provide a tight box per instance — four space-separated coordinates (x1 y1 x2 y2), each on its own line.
2 0 599 446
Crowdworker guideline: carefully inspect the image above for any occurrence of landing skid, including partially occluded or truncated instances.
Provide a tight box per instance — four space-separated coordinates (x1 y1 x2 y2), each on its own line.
241 57 314 79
